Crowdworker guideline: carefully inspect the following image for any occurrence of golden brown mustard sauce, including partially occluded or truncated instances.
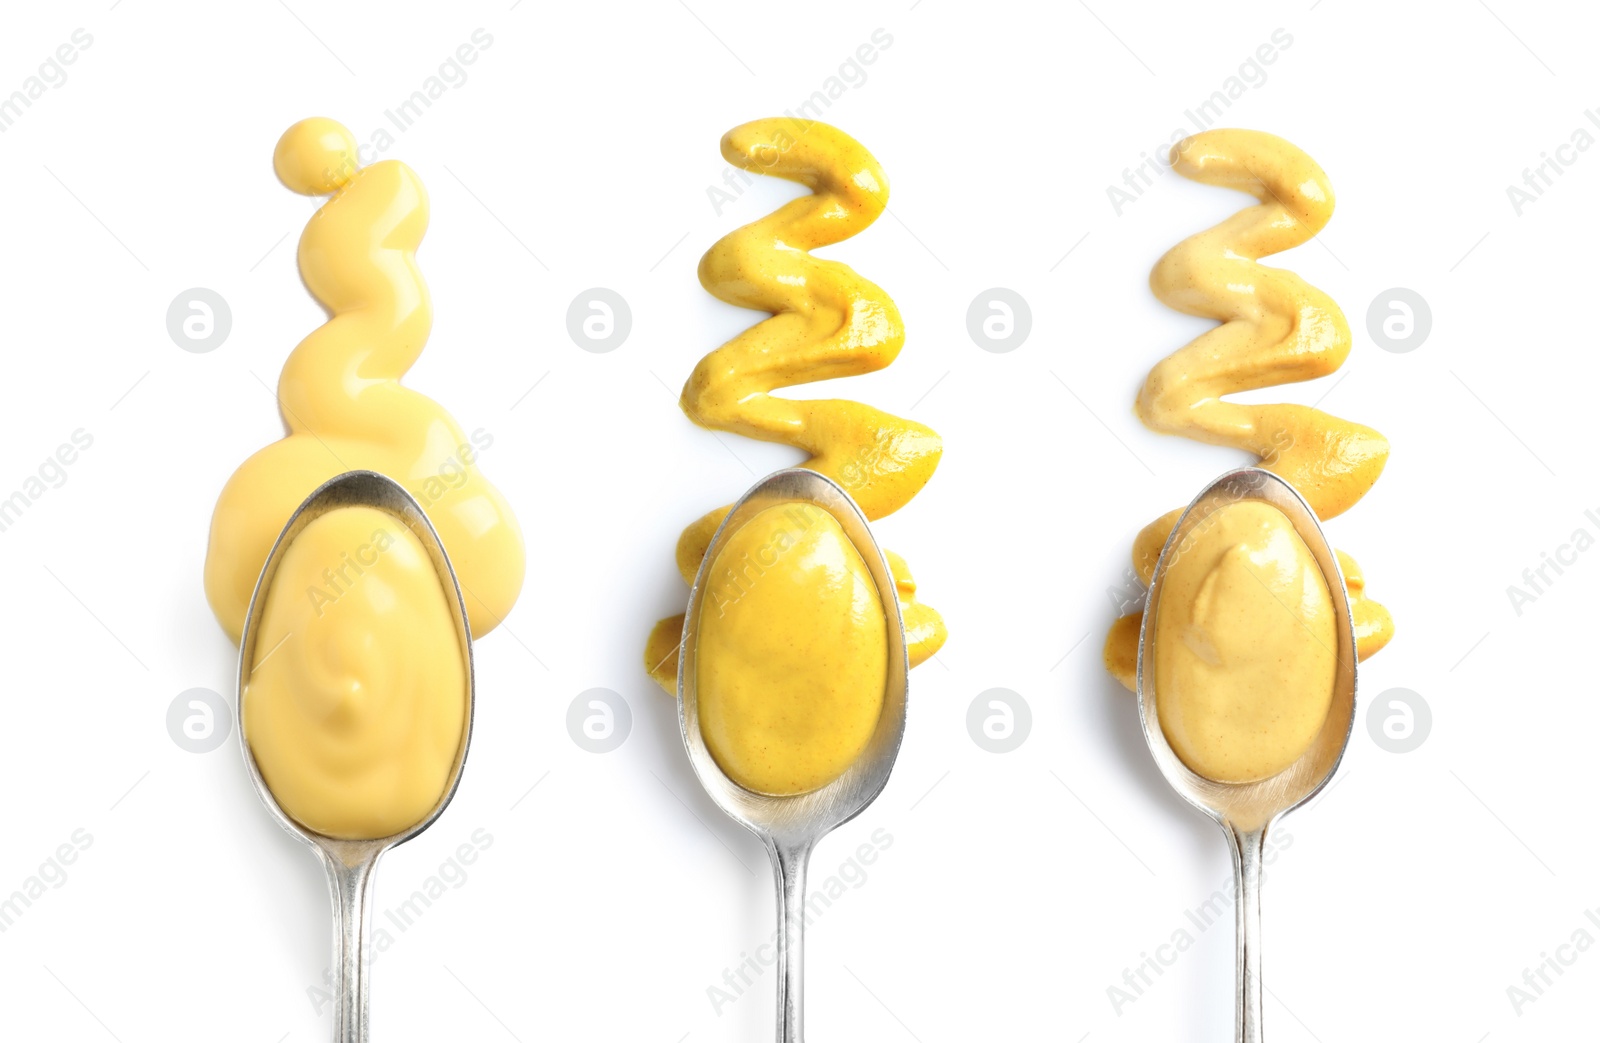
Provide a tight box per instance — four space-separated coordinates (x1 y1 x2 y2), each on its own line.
645 119 945 699
1154 500 1337 783
1104 129 1393 702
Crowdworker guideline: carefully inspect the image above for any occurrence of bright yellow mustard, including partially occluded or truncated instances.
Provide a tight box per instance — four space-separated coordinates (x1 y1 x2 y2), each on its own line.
696 504 888 795
206 118 522 839
1105 129 1392 695
1154 501 1337 783
243 507 467 838
645 119 944 697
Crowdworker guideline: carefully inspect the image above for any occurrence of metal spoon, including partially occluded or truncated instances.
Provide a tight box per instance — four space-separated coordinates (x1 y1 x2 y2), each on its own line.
677 467 910 1043
1136 466 1358 1043
236 470 476 1043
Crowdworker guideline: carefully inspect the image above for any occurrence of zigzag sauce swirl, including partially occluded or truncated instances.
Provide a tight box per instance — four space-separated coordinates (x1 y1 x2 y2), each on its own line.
1103 129 1393 692
646 118 945 693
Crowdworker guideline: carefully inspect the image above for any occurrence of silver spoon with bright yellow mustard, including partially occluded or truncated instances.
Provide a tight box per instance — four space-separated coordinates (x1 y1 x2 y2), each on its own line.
677 467 909 1043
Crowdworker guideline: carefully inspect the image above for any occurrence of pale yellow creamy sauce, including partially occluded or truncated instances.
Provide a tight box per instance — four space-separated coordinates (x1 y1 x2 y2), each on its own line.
207 118 520 839
1154 501 1336 783
243 507 467 838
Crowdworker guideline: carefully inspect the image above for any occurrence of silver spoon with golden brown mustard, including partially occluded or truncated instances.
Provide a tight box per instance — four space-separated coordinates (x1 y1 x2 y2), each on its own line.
1136 466 1358 1043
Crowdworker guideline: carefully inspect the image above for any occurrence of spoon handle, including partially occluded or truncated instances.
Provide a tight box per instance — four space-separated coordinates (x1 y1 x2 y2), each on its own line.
1226 825 1267 1043
767 838 813 1043
323 850 382 1043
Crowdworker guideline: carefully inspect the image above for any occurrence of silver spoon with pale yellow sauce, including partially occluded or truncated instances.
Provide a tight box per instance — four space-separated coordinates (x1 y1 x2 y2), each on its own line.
1137 467 1357 1043
210 118 519 1043
237 471 475 1043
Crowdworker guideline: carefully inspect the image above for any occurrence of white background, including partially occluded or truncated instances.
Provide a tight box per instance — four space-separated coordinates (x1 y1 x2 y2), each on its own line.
0 0 1592 1040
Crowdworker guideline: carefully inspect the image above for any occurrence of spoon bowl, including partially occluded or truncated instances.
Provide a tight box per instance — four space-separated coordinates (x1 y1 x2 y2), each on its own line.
1136 465 1358 1043
237 470 475 1043
677 467 909 1043
1136 466 1358 830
